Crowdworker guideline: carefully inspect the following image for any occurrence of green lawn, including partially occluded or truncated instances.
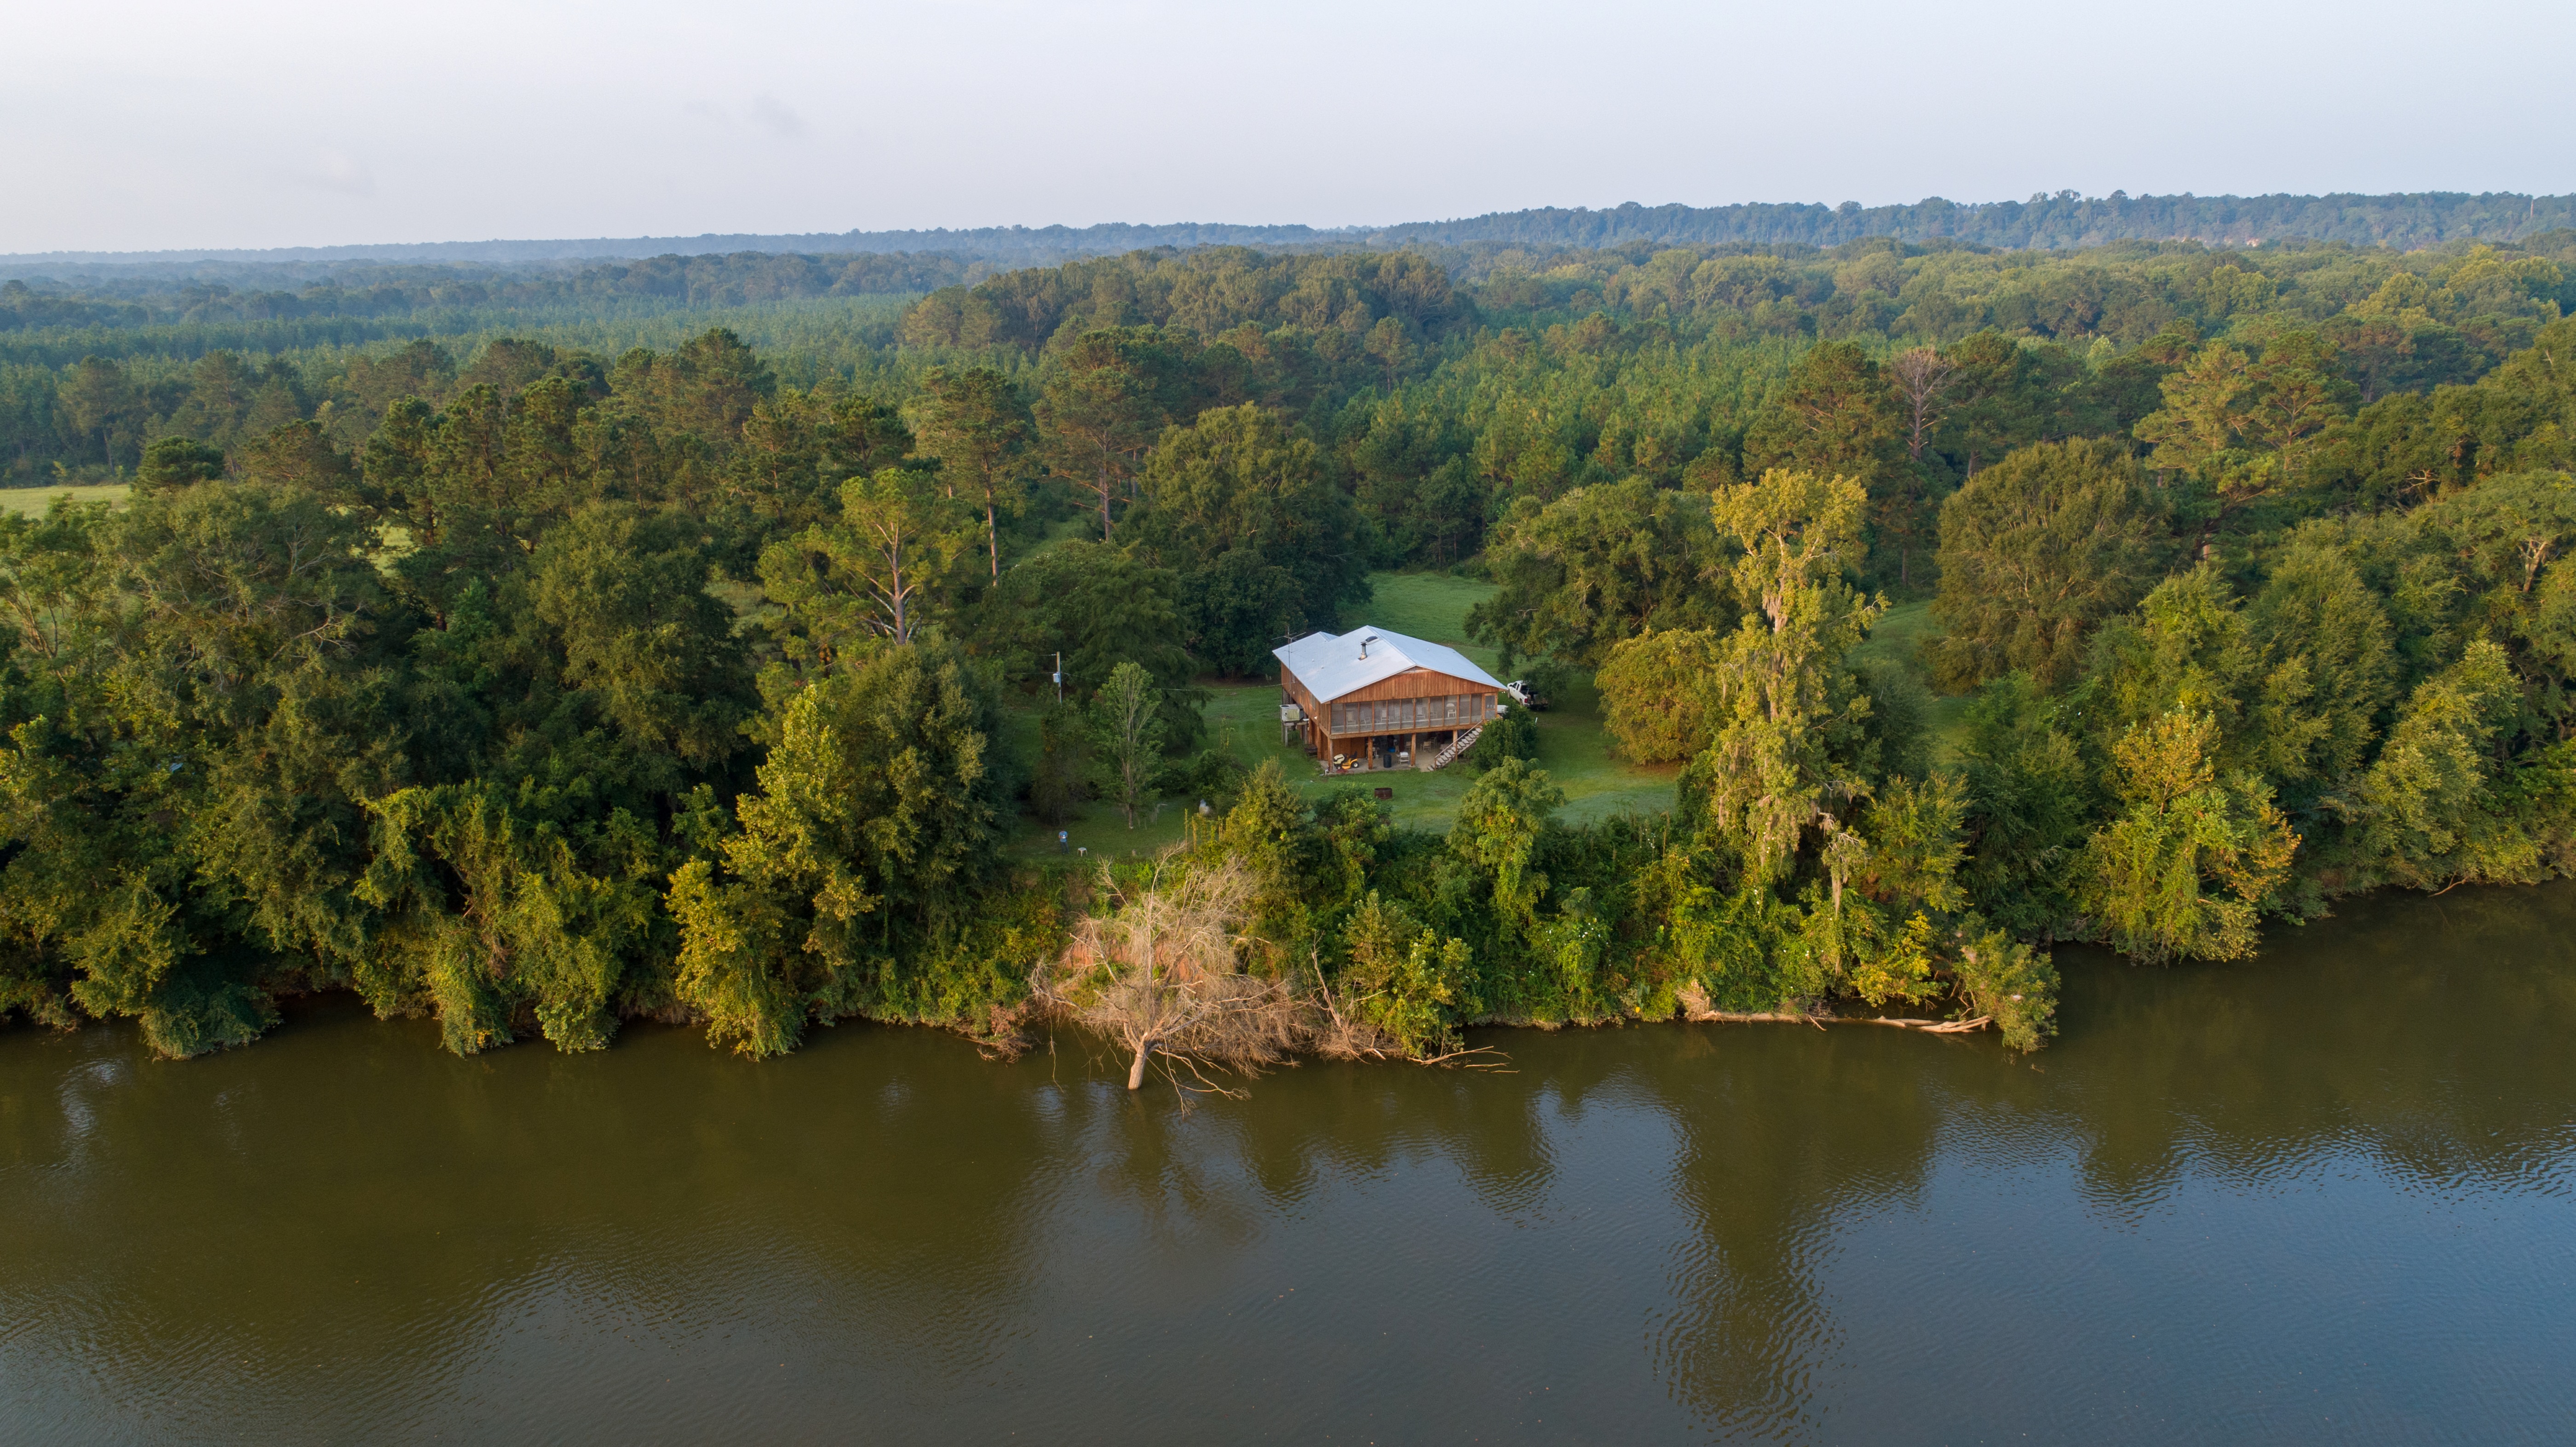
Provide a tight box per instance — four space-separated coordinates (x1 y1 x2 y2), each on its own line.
1012 570 1681 861
1850 599 1971 763
1 484 129 516
1362 570 1506 673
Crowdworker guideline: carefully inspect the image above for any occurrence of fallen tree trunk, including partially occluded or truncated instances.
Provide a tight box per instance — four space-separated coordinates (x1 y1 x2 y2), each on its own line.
1852 1015 1992 1033
1684 1007 1993 1034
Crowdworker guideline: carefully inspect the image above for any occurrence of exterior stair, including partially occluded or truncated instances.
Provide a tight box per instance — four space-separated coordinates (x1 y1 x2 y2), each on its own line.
1426 726 1483 771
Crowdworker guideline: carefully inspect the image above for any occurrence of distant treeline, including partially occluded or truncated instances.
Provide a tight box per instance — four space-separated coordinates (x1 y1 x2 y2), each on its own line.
0 252 972 338
12 231 2576 491
10 192 2573 274
1364 192 2576 253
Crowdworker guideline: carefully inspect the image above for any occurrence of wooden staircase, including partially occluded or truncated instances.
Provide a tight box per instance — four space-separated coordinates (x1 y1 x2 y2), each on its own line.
1425 726 1483 771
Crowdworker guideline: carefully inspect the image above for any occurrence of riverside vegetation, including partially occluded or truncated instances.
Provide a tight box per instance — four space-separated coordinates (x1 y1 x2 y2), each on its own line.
3 229 2574 1078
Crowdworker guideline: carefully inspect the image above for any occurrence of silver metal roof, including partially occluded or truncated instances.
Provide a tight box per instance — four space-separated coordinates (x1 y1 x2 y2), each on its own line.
1273 626 1503 703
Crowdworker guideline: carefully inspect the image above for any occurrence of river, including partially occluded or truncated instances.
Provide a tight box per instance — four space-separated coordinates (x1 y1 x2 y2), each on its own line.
4 884 2572 1444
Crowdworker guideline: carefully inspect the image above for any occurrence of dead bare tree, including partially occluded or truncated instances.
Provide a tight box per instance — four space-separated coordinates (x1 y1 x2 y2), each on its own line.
1309 966 1399 1061
1884 346 1961 464
1035 853 1306 1092
1310 967 1509 1068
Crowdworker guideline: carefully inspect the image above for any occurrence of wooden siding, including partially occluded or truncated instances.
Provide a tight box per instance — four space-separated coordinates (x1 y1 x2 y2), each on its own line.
1280 666 1328 730
1282 664 1482 708
1334 667 1488 703
1282 663 1498 758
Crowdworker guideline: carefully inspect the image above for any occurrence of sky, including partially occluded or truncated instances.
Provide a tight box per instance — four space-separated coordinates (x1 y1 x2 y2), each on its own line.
6 0 2572 255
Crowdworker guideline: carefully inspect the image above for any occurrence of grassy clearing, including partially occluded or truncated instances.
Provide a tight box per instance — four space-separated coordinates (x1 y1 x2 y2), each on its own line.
1852 599 1971 763
1361 570 1505 673
1012 570 1681 861
1 484 129 516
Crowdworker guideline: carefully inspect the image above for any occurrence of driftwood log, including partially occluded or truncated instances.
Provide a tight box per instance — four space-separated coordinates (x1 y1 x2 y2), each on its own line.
1684 1007 1994 1035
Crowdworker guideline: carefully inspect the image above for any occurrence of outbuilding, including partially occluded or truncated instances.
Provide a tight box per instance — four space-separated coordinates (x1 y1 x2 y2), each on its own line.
1273 626 1506 772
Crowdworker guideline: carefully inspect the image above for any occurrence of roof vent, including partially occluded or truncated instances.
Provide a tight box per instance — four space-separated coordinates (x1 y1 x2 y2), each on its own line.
1359 634 1379 660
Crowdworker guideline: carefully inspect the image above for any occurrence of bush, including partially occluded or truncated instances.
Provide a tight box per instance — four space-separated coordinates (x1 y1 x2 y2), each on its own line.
1464 704 1538 771
1951 920 2059 1051
1335 892 1470 1057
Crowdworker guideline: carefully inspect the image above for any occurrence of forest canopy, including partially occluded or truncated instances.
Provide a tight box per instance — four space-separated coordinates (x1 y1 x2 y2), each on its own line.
5 222 2574 1071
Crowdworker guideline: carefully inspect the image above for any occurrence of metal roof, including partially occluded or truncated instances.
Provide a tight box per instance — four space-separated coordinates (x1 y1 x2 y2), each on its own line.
1273 626 1503 703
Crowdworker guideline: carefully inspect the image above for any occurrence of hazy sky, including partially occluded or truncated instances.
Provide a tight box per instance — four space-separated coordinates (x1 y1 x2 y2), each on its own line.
8 0 2571 254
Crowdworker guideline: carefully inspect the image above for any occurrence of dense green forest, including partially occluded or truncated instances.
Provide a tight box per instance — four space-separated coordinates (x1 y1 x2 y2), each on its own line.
3 229 2572 1074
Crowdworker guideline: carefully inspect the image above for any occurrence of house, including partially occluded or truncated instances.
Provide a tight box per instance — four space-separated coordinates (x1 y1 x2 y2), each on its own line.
1273 626 1506 771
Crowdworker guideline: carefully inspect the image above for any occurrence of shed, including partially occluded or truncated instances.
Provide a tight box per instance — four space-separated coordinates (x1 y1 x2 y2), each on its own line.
1273 626 1506 771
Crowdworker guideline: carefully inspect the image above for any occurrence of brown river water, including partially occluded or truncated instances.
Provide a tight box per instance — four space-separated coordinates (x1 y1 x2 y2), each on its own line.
3 883 2573 1444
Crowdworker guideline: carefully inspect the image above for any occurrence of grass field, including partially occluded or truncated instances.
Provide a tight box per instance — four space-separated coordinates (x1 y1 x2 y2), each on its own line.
1849 599 1972 763
0 484 129 516
1363 570 1505 673
1012 570 1683 861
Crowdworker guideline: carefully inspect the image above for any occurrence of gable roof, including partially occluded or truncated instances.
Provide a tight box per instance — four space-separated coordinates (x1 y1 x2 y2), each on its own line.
1273 626 1503 704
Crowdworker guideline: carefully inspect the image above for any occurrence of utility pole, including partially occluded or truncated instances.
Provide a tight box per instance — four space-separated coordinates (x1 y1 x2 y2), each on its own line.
1052 651 1063 705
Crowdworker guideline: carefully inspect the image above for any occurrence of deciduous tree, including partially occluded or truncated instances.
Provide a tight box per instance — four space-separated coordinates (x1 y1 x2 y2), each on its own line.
2074 712 2296 963
1087 660 1166 828
1930 438 2172 690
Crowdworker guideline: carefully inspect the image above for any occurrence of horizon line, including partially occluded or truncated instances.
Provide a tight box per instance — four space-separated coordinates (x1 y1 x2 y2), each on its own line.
8 189 2570 270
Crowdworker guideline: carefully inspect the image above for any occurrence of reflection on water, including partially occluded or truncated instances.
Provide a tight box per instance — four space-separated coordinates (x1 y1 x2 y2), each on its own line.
4 885 2572 1443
